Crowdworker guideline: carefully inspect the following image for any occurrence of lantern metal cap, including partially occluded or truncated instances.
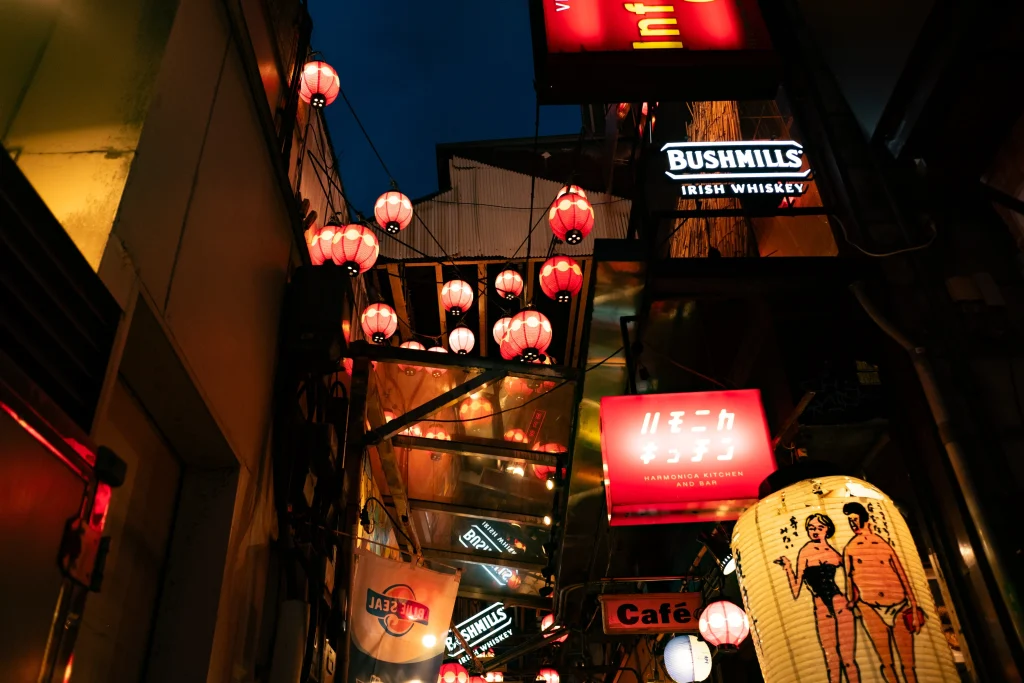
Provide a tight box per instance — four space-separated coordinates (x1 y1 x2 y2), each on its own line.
758 460 844 498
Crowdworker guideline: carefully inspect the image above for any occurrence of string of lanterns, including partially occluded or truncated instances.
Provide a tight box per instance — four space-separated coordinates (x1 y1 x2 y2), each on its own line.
301 58 597 361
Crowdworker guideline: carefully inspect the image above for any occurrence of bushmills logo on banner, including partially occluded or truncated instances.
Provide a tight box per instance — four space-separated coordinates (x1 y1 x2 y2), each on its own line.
365 584 430 636
661 141 812 199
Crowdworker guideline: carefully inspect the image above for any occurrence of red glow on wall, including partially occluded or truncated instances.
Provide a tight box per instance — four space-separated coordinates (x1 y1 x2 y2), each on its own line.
542 1 769 54
0 401 89 476
600 389 775 525
90 483 112 531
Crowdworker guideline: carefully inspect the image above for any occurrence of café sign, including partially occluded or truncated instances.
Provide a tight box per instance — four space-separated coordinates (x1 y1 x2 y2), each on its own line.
662 140 812 199
599 593 703 635
600 389 776 525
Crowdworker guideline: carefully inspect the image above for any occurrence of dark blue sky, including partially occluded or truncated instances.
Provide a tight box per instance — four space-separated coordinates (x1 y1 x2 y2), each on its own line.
309 0 581 215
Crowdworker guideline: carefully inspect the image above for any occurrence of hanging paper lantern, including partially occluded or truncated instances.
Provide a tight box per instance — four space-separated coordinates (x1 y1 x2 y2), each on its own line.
698 600 749 652
383 410 397 423
441 280 474 315
504 428 527 443
333 224 379 275
459 394 493 423
495 269 524 300
504 376 532 399
374 191 413 234
548 192 594 245
304 224 332 265
533 443 566 480
731 476 958 683
361 303 397 343
493 317 513 345
427 346 448 378
423 423 450 440
438 663 469 683
499 342 519 361
485 673 503 683
500 310 553 362
449 327 475 355
398 340 426 375
537 668 560 683
557 184 587 200
539 255 584 303
664 635 713 683
299 60 340 108
541 614 568 643
469 677 487 683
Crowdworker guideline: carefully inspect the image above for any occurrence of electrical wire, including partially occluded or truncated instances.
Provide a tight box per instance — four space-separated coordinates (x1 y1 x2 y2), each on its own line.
363 496 416 547
641 345 730 389
526 98 541 264
418 347 623 423
833 213 936 257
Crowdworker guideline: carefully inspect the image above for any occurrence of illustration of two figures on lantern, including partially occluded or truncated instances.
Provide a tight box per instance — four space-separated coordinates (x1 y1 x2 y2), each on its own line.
774 503 926 683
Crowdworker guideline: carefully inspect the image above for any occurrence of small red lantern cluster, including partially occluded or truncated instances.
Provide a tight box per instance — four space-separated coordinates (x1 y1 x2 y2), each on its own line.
441 280 474 316
533 443 566 481
438 663 468 683
361 303 397 343
459 394 493 423
539 255 583 303
374 191 413 234
504 428 528 443
299 60 340 108
493 317 512 345
549 191 594 245
494 269 524 301
499 310 553 362
698 599 750 651
449 326 475 354
307 223 380 275
423 423 450 440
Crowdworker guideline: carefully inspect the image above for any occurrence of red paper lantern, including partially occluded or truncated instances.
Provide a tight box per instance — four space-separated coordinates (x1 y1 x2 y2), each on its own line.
304 224 332 265
299 60 340 108
361 303 397 343
469 677 487 683
486 673 504 683
374 191 413 234
439 663 469 683
539 256 584 303
504 376 532 398
499 342 518 361
427 346 448 378
459 394 493 423
698 599 750 651
548 192 594 245
533 443 567 480
424 423 450 440
541 614 568 643
449 327 475 355
504 428 527 443
500 310 553 362
495 269 524 300
441 280 474 315
493 317 513 345
537 668 560 683
556 184 587 200
398 340 425 375
333 224 379 275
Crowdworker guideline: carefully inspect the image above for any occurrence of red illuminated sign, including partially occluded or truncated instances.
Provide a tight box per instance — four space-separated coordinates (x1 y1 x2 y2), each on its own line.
600 389 775 525
541 1 771 54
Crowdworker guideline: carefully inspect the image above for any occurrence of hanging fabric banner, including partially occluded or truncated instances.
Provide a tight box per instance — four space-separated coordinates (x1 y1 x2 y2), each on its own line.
348 549 461 683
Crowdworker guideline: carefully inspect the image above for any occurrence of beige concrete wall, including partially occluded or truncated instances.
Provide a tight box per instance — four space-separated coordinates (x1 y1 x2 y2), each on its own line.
0 0 178 269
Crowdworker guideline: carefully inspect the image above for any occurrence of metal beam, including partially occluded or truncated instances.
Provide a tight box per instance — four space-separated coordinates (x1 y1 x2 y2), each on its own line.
436 264 448 344
652 206 829 219
407 499 548 527
421 546 546 572
347 340 577 380
364 392 421 557
387 263 412 341
477 263 488 357
454 587 554 610
393 434 560 465
364 368 506 444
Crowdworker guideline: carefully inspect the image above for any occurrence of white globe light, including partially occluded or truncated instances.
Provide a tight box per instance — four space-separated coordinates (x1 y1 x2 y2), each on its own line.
663 635 712 683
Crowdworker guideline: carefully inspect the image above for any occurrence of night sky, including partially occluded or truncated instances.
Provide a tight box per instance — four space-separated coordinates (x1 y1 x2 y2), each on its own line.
309 0 581 216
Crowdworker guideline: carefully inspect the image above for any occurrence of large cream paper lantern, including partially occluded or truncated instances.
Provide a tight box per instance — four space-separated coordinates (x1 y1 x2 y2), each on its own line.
731 476 958 683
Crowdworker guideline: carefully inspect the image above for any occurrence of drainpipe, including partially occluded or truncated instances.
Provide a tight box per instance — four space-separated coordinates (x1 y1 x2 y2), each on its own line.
849 281 1024 651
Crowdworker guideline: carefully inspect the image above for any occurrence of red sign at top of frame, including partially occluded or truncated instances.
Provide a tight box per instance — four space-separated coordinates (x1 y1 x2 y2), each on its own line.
600 389 776 525
541 0 772 54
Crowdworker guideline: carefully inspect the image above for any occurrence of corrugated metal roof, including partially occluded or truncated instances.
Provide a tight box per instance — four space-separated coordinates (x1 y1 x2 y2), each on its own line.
379 157 631 261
